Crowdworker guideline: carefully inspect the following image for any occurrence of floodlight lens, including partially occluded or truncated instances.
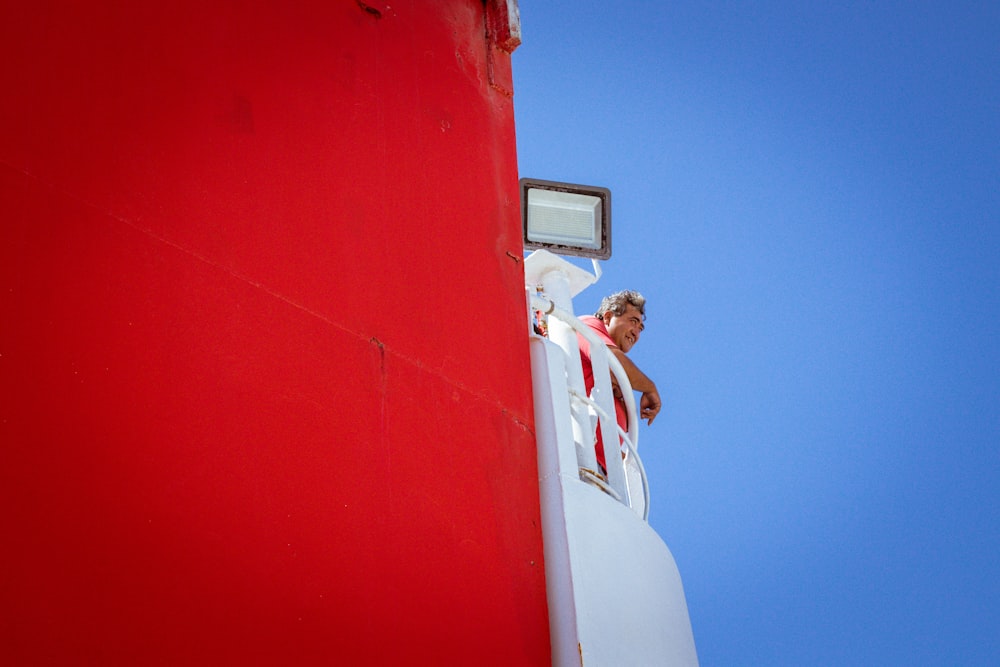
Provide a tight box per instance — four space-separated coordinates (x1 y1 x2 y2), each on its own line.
526 189 602 249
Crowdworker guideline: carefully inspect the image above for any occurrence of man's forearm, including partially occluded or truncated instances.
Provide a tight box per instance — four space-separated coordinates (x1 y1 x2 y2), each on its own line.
609 346 657 393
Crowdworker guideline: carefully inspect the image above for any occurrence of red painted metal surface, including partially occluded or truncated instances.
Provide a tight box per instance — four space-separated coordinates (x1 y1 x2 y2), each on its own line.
1 2 548 663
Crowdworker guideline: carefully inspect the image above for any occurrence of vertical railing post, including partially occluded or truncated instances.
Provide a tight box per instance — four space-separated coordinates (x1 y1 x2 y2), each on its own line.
588 343 629 500
537 269 600 475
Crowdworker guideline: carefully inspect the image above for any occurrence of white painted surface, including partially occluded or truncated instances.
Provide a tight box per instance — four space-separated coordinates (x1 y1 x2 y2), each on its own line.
564 481 699 666
531 335 698 666
525 251 600 476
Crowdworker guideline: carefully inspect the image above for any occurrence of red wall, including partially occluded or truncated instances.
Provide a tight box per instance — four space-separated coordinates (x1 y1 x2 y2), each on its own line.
0 2 548 663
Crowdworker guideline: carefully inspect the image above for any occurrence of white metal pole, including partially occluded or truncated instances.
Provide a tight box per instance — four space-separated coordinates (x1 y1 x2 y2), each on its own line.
538 267 600 474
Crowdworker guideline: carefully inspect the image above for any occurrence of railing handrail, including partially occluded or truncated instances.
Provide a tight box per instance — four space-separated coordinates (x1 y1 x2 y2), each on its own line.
566 387 651 519
530 295 650 520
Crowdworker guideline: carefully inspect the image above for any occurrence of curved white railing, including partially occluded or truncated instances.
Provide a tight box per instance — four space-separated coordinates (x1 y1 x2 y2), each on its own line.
530 295 650 520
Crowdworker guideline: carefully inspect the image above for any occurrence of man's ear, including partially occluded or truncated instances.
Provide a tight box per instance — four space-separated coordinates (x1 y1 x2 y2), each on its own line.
602 311 614 326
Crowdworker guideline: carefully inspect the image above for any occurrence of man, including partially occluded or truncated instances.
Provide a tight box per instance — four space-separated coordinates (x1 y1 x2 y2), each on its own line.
577 290 661 471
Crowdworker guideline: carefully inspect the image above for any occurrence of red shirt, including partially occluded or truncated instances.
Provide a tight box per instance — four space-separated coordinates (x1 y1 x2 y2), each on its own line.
577 315 628 470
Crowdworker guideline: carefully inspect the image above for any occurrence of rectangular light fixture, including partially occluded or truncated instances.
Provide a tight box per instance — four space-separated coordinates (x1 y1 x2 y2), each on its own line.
520 178 611 259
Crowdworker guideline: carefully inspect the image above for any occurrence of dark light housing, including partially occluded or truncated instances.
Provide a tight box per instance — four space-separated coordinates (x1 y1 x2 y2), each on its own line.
520 178 611 260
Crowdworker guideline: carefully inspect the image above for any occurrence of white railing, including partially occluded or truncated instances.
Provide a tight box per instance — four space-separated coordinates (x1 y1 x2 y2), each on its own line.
530 294 651 520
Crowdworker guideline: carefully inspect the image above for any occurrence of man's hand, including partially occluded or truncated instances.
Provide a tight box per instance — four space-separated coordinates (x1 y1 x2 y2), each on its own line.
640 390 661 425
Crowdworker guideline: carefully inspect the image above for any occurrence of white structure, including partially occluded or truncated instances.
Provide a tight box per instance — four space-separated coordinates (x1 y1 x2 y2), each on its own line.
525 250 699 666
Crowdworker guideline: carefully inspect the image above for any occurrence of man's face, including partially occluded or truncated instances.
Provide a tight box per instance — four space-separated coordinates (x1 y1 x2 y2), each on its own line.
603 304 645 353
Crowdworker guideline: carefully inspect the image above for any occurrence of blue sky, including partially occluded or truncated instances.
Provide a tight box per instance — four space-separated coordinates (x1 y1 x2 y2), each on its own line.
513 2 999 664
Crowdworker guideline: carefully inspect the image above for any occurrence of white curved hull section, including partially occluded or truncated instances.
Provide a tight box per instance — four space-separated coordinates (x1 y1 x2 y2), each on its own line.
531 336 699 666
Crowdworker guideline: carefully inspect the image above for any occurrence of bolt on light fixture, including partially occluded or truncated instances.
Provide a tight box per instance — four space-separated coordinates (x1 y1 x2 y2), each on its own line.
520 178 611 260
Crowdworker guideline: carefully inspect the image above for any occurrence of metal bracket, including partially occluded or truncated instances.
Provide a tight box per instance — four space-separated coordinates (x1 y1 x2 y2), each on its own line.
486 0 521 96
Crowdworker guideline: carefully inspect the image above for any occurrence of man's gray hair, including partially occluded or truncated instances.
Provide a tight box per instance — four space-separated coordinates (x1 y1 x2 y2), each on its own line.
595 290 647 319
